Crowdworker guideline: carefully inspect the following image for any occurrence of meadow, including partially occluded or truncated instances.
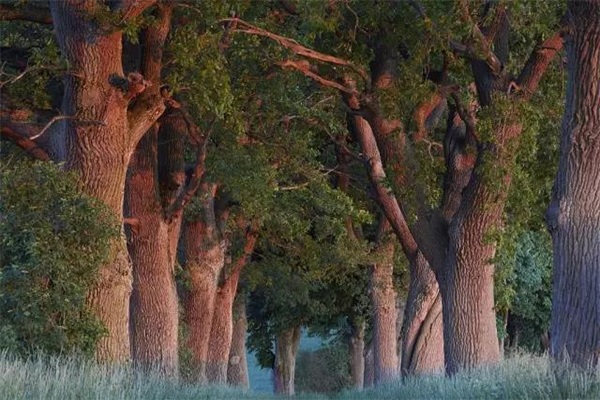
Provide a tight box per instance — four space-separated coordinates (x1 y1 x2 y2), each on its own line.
2 351 598 400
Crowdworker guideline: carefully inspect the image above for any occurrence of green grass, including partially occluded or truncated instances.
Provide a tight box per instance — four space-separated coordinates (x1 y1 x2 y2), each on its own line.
1 351 598 399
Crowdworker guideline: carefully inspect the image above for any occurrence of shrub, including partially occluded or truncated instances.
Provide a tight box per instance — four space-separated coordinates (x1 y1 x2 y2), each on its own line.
296 342 352 394
0 159 118 356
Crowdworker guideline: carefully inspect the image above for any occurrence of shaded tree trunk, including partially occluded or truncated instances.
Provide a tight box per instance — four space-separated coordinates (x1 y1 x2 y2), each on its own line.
180 187 226 383
206 274 238 384
363 340 374 388
273 326 301 396
227 292 250 388
548 0 600 369
49 0 163 361
348 319 365 390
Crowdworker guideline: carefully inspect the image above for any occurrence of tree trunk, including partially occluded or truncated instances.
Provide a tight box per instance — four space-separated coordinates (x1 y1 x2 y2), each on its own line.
126 125 180 376
206 275 238 384
348 319 365 390
180 189 226 383
273 326 301 396
401 254 444 376
125 4 177 374
363 341 374 388
227 292 250 388
207 225 257 384
50 3 131 362
547 0 600 369
370 237 399 384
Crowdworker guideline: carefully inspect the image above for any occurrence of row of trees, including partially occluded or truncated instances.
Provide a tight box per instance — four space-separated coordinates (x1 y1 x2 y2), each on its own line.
1 0 598 395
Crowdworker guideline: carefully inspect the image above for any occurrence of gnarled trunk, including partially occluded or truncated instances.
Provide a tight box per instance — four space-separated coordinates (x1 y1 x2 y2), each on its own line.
440 126 523 375
370 237 398 384
180 189 225 383
273 326 301 396
548 0 600 369
227 292 250 388
401 254 444 375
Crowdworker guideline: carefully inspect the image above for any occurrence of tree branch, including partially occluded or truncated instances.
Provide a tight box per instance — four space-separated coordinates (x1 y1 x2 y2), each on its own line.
516 31 564 100
277 60 356 94
222 17 369 84
118 0 158 22
0 4 52 24
1 124 50 161
164 118 215 222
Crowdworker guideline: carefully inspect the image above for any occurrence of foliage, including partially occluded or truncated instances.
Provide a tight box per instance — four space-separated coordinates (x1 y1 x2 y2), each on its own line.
296 342 352 394
0 159 118 356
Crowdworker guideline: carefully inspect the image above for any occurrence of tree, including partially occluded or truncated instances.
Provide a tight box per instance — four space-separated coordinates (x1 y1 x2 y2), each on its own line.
547 0 600 369
225 0 565 375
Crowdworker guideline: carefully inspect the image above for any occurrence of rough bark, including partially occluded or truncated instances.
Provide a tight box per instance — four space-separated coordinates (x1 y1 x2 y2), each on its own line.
273 326 301 396
126 123 181 376
547 0 600 369
207 225 258 384
370 235 399 383
348 319 365 390
205 274 237 384
124 3 178 375
227 292 250 388
180 187 226 383
49 0 162 361
401 256 444 375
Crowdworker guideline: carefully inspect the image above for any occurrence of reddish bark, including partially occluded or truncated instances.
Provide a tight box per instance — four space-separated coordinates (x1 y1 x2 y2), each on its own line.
49 0 163 361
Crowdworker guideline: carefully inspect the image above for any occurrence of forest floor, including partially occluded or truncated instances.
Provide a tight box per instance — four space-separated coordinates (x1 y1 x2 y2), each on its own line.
1 351 598 399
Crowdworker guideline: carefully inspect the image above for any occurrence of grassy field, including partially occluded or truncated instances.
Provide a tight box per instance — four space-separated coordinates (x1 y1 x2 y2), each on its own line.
1 351 598 399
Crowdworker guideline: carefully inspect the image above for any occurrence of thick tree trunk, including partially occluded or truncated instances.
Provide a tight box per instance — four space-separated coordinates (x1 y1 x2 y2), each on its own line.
49 1 162 362
126 4 177 374
206 275 238 384
126 127 180 376
547 0 600 369
401 254 444 376
348 319 365 390
370 237 399 384
180 190 226 383
227 292 250 388
50 4 132 362
273 326 301 396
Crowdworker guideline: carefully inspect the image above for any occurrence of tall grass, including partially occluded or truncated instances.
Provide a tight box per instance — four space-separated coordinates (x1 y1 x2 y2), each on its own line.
0 351 264 400
339 353 600 399
1 351 597 399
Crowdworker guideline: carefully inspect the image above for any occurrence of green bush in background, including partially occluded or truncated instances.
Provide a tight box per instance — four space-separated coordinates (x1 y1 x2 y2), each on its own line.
296 342 352 394
0 159 118 356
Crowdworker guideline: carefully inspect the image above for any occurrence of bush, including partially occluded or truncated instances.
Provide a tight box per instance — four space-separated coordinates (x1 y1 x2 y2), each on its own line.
296 342 352 394
0 159 118 356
